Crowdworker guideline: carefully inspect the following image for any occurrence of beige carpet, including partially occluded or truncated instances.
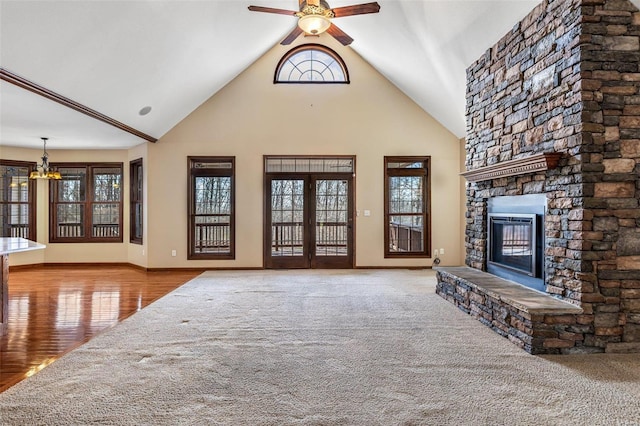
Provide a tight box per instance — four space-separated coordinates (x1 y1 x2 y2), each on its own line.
1 269 639 425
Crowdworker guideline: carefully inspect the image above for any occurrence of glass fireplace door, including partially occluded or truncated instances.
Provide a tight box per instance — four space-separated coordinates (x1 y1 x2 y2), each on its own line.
488 213 537 277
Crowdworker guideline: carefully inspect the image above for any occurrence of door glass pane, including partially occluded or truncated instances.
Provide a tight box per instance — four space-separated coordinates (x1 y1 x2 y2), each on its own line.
271 179 304 257
316 179 348 257
194 176 231 254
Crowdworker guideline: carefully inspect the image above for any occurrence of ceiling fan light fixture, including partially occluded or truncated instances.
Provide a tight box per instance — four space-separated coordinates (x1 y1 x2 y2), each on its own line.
297 14 331 35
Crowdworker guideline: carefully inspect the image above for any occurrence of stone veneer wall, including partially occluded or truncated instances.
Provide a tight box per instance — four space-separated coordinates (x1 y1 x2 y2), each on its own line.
463 0 640 353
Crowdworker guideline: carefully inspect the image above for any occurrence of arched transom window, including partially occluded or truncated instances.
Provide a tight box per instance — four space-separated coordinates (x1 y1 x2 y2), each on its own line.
275 44 349 84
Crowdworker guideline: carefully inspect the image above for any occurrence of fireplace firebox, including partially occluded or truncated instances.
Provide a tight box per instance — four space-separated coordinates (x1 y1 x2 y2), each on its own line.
488 213 538 274
487 195 545 292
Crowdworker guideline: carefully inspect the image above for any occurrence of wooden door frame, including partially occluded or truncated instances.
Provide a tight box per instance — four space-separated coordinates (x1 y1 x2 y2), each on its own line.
263 174 310 269
309 174 354 269
263 156 356 269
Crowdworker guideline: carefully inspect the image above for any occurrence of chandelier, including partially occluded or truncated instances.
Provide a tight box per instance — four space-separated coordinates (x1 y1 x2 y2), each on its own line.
29 137 62 180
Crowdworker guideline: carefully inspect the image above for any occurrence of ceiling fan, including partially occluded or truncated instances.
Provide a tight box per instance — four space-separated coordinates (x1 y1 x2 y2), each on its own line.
248 0 380 46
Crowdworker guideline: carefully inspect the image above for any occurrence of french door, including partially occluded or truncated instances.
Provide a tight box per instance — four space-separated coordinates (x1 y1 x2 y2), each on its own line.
264 173 354 269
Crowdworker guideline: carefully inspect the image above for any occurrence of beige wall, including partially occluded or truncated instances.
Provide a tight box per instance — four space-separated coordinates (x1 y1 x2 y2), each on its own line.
4 34 464 269
148 34 462 268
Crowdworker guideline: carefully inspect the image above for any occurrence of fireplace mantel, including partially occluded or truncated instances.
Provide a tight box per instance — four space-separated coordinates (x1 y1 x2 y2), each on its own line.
460 153 562 182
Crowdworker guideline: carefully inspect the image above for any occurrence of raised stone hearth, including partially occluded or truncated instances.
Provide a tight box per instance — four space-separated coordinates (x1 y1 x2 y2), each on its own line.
436 0 640 354
436 267 583 354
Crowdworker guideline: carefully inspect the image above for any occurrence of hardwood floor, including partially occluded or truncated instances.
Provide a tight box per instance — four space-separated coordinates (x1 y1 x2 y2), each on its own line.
0 265 201 392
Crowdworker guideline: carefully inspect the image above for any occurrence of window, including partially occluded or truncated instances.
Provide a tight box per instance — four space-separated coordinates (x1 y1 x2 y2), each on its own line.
0 160 36 240
275 44 349 83
384 157 430 258
130 158 143 244
50 163 123 242
188 157 235 259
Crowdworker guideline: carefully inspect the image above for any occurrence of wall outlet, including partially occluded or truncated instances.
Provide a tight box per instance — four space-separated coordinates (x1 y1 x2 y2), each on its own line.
433 249 439 256
364 210 371 217
142 249 145 256
440 248 445 255
171 250 177 257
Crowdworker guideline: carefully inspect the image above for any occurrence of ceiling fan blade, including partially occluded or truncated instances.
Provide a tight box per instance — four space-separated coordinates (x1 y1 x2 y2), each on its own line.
281 26 304 45
247 6 298 16
331 2 380 18
326 24 354 46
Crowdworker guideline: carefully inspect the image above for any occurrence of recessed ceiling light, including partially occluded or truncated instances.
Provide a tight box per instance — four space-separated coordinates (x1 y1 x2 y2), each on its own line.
139 106 152 116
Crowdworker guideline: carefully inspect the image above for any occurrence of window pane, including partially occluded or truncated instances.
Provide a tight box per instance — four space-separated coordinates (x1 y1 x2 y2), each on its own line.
92 204 120 237
135 164 143 195
0 168 29 202
8 204 29 225
94 168 121 202
265 157 354 173
276 46 348 83
1 163 34 239
134 203 143 240
194 215 231 254
193 162 232 170
389 176 423 214
58 168 86 202
2 205 29 238
387 161 424 169
389 215 424 253
57 204 84 237
195 177 231 214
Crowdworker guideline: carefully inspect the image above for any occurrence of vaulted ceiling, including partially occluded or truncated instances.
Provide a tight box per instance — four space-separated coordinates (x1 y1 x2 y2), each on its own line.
0 1 586 150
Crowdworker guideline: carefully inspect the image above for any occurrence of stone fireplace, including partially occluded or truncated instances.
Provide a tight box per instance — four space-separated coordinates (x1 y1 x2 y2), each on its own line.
436 0 640 354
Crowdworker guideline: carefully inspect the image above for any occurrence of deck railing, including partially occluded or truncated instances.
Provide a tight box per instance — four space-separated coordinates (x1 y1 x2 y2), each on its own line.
271 221 348 256
194 222 231 253
57 223 120 238
389 222 423 252
4 224 29 238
